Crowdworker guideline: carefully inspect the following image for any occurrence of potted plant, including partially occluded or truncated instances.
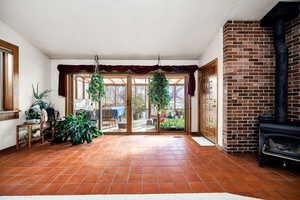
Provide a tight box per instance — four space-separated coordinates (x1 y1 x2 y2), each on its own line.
148 71 170 131
25 105 42 123
25 84 52 123
132 95 146 120
53 112 103 145
32 84 51 109
160 118 185 131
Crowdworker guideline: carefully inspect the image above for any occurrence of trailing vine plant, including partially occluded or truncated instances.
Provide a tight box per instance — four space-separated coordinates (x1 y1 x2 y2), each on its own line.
148 71 170 130
87 73 105 102
86 55 106 131
87 55 106 103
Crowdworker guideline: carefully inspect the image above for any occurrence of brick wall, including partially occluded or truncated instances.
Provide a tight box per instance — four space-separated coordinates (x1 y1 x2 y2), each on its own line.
223 17 300 153
287 16 300 123
223 21 275 153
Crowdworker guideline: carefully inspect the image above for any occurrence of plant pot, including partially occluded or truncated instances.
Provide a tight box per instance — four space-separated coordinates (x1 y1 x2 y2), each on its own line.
39 102 48 109
25 119 40 124
133 114 139 120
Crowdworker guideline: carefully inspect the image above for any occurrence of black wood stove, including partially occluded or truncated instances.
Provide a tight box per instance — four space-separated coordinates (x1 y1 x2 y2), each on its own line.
259 2 300 167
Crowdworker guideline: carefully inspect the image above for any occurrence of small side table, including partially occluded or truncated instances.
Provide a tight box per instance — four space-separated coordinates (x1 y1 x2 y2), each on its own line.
16 123 43 150
118 122 127 129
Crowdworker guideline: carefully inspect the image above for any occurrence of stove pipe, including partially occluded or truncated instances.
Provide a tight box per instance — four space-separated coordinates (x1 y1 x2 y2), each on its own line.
274 18 288 123
261 2 300 124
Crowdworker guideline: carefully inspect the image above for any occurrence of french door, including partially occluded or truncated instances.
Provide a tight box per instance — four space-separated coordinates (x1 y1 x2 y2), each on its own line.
70 73 190 134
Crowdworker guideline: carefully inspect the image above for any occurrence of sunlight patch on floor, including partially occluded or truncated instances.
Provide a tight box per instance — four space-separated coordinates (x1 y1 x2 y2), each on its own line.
192 137 215 146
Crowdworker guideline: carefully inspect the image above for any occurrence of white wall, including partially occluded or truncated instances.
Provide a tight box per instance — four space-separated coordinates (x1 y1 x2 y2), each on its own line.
198 28 224 146
190 70 198 132
50 59 199 132
0 20 50 150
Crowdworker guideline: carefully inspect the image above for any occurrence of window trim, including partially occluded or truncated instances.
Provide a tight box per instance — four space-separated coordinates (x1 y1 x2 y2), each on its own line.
0 39 19 121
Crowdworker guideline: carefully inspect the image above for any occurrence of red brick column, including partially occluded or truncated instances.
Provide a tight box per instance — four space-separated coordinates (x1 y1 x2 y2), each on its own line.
223 21 275 153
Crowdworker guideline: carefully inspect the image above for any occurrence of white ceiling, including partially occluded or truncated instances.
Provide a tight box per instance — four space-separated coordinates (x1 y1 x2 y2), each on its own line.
0 0 281 60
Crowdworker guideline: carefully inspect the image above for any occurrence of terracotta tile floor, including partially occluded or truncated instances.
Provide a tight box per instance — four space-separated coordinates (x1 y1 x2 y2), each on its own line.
0 135 299 199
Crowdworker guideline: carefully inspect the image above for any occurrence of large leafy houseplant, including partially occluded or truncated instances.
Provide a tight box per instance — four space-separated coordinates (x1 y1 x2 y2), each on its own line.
53 112 103 145
148 71 170 130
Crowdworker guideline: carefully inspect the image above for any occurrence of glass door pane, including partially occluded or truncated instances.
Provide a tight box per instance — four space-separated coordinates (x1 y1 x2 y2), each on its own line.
160 75 185 132
132 76 156 132
101 76 127 132
73 74 98 126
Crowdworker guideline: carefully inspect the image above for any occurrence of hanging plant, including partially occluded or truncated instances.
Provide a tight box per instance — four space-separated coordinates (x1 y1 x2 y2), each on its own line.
87 73 105 102
148 71 170 113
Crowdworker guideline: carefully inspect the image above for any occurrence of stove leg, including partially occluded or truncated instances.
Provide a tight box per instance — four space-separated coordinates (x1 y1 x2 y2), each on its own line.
283 161 287 168
258 155 265 167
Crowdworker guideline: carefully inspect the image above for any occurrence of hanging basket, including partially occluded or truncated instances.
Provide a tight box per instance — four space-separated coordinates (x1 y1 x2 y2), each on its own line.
87 73 105 102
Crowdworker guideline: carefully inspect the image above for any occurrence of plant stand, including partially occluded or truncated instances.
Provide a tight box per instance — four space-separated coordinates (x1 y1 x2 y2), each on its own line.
16 122 44 150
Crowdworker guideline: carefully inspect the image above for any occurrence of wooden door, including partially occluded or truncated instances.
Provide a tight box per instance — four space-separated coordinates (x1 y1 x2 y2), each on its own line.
199 59 218 143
